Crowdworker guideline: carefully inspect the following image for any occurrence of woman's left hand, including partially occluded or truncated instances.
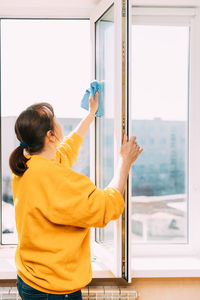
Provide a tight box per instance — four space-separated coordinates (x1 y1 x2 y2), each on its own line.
89 91 99 115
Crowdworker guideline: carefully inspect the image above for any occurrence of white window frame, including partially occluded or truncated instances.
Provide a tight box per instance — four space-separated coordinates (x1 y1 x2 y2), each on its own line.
90 0 132 282
129 4 200 276
0 0 200 280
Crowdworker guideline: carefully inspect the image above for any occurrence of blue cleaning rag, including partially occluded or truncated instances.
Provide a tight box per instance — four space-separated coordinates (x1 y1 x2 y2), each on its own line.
80 80 104 117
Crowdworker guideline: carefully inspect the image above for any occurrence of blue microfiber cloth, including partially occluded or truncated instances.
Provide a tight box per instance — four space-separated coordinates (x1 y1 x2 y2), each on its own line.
80 80 104 117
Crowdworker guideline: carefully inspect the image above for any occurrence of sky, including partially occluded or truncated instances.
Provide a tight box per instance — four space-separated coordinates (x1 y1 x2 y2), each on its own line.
1 20 91 118
1 20 189 121
132 25 189 121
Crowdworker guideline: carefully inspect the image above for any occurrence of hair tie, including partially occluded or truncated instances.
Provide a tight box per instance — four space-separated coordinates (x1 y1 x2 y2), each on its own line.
20 141 28 148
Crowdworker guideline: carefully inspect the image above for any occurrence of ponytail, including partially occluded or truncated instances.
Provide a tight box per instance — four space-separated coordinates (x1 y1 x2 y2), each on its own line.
9 146 30 176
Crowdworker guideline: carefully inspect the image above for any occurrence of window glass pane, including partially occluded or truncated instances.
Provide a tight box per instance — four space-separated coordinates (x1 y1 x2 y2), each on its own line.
131 25 189 244
1 20 90 244
95 5 115 251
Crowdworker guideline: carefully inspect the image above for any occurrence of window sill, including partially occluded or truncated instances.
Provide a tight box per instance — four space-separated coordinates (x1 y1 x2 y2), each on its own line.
0 257 115 280
0 246 115 280
0 246 200 279
132 256 200 277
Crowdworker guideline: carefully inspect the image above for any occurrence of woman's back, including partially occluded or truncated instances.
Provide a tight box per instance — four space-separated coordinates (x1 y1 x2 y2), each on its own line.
12 131 125 294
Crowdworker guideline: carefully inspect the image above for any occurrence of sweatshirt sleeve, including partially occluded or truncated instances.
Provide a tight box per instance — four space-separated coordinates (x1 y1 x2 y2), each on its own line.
47 168 125 228
56 131 84 168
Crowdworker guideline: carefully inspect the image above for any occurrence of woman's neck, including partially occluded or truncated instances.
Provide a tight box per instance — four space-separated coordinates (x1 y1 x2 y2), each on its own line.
36 149 57 161
28 145 57 161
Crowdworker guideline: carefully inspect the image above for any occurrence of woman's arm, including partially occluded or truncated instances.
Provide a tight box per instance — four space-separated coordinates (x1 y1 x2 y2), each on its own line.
74 91 99 140
74 112 95 140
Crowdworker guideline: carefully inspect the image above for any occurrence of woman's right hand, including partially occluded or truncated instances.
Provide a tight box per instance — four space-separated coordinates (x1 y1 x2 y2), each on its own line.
120 133 143 166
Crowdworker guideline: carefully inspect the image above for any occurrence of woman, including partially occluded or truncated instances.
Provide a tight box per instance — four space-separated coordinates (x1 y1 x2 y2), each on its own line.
9 92 143 300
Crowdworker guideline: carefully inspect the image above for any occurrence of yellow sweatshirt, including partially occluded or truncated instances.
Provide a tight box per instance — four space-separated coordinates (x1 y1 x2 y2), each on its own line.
11 131 125 294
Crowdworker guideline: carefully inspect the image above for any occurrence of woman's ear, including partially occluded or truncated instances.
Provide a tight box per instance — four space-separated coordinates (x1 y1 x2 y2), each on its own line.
46 130 56 143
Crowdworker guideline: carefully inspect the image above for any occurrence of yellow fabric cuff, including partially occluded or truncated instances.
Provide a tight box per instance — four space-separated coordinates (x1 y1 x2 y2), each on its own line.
64 131 84 147
104 187 125 208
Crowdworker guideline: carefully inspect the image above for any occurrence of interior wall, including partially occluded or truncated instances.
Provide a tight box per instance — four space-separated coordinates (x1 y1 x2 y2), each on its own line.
131 278 200 300
91 278 200 300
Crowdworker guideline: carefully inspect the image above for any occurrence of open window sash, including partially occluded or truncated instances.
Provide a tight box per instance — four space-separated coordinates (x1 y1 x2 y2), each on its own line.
90 0 131 282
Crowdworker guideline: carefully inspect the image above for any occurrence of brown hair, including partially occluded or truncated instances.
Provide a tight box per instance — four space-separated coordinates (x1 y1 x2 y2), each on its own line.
9 102 55 176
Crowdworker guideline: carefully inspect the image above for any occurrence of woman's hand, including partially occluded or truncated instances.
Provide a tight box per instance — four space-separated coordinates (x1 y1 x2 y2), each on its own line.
89 91 99 115
74 91 99 139
120 133 143 166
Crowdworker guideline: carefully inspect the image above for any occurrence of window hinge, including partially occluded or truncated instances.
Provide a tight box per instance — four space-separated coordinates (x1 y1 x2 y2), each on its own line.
122 258 126 275
122 0 126 17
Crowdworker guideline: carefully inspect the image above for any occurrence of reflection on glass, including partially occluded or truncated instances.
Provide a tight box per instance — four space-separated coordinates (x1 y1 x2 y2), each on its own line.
1 20 90 244
95 5 115 250
131 25 189 244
